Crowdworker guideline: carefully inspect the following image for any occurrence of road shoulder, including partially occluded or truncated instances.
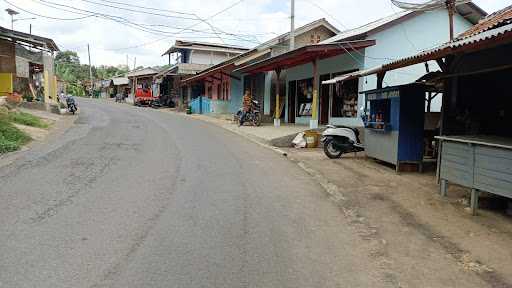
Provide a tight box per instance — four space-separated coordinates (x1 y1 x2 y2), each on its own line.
0 108 77 168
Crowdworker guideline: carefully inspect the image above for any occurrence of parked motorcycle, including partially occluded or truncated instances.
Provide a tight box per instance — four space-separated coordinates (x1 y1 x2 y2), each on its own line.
238 100 261 126
321 125 364 159
66 96 78 115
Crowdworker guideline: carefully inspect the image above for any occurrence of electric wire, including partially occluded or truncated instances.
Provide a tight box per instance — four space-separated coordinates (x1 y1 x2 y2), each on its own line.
3 0 93 20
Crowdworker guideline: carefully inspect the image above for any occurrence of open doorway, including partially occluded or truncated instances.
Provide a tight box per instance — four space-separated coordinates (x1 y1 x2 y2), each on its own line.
320 74 331 125
288 80 296 124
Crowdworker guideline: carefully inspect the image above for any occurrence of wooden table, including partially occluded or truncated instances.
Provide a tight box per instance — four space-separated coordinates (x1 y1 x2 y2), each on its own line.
436 135 512 215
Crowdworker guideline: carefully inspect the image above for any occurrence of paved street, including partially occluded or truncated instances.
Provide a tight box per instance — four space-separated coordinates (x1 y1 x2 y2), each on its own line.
0 99 488 288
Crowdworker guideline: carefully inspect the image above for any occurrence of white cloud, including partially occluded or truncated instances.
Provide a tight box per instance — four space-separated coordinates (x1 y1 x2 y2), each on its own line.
0 0 508 67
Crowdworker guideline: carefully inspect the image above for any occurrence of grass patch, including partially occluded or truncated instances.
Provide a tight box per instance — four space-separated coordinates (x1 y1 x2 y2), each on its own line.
0 119 31 154
7 111 49 129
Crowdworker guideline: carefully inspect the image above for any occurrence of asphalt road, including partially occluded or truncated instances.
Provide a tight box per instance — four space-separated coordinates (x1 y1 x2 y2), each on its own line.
0 99 395 288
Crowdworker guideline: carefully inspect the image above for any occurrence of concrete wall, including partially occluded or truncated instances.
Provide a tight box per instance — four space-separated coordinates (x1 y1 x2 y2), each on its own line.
229 72 243 113
190 50 235 65
362 10 474 112
204 73 231 101
15 57 29 78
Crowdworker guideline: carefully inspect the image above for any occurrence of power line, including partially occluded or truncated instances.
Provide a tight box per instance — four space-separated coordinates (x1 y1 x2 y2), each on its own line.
84 0 238 44
32 0 258 46
3 0 93 20
78 0 255 44
93 0 197 16
78 0 198 20
33 0 240 44
104 0 249 51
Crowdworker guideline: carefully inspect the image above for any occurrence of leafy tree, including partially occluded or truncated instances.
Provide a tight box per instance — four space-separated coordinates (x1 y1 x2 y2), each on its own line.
55 50 129 96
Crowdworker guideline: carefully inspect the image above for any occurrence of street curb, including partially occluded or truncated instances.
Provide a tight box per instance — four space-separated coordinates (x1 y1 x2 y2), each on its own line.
172 112 291 157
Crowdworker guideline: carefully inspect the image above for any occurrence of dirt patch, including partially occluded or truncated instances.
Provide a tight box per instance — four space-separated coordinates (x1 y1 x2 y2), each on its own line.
286 149 512 287
13 123 52 141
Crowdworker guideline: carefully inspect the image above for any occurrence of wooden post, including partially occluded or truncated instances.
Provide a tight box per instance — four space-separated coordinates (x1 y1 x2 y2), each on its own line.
377 72 385 89
274 69 281 127
440 179 448 197
310 58 319 129
447 0 455 41
470 189 479 216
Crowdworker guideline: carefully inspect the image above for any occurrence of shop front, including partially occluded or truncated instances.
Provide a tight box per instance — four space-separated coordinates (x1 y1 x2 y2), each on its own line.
237 41 374 128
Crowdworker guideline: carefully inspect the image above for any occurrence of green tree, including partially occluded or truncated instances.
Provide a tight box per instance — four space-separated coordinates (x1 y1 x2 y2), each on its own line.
55 50 129 96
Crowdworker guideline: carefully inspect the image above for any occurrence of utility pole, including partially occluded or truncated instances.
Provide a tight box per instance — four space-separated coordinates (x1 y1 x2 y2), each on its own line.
126 55 129 71
87 44 93 98
133 57 137 70
446 0 455 41
290 0 295 51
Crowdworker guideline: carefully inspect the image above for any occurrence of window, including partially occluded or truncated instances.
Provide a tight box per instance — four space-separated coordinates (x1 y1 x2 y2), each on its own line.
331 72 359 118
296 78 313 117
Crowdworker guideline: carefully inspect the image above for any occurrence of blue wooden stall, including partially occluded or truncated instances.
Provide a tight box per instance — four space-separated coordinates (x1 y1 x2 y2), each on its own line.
363 84 426 172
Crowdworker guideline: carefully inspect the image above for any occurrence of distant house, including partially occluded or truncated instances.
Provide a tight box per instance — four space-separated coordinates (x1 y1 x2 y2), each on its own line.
238 4 485 128
181 18 340 116
110 76 129 98
126 67 160 103
156 40 249 108
0 26 59 103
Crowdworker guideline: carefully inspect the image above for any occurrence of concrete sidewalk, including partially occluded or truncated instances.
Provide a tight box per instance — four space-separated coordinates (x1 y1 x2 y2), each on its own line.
186 113 310 147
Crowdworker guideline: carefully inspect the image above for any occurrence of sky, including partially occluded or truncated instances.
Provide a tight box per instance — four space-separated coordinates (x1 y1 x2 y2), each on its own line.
0 0 510 67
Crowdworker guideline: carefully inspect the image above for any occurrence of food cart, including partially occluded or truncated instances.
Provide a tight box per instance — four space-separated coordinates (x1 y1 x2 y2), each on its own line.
362 84 426 172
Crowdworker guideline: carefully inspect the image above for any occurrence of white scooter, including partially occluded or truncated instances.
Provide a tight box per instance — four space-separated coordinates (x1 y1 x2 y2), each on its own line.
321 125 364 159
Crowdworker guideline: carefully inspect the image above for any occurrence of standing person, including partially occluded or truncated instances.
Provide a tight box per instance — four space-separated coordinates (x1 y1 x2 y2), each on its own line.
240 89 252 126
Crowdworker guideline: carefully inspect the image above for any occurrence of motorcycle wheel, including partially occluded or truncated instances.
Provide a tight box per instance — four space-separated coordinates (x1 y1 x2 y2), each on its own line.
323 138 344 159
253 113 261 126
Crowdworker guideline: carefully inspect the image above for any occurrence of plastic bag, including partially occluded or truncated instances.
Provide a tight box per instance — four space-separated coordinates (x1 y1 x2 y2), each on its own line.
292 132 307 148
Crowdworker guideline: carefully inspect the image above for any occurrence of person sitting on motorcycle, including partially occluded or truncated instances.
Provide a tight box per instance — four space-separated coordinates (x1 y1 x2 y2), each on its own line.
239 89 252 126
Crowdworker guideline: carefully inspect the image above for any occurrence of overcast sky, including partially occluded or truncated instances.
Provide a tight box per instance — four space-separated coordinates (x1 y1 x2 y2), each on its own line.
0 0 509 67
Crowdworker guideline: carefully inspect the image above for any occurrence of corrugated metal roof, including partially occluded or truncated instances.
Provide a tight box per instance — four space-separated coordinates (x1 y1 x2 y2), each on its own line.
112 77 129 85
322 11 412 43
126 67 160 78
180 19 340 84
457 5 512 39
162 40 250 56
0 25 59 51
